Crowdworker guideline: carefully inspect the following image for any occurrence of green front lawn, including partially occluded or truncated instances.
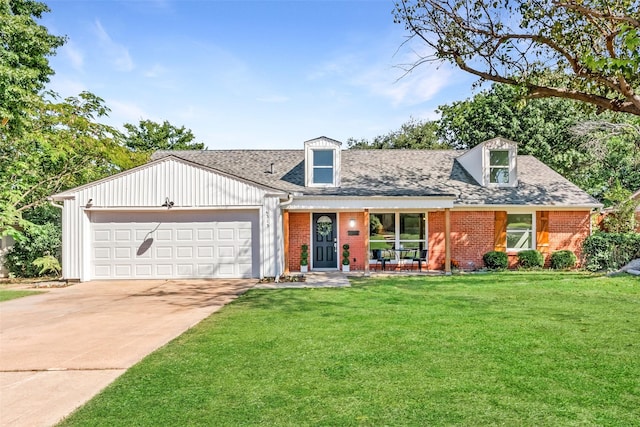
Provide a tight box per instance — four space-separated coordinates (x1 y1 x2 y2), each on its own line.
0 289 42 302
60 273 640 426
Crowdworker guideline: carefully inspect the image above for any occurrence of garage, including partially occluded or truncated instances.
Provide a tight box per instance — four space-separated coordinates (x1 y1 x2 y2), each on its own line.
90 210 258 279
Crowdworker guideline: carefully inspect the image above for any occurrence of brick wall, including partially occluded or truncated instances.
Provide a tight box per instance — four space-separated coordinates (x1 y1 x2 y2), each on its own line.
288 212 310 272
428 211 494 270
338 212 366 271
548 211 591 262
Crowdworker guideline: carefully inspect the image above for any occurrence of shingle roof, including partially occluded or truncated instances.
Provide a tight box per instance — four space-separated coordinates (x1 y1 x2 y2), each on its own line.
151 149 600 207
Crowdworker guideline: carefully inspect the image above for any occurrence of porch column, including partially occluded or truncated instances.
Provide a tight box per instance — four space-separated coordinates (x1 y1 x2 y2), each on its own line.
444 208 451 275
283 210 290 275
364 209 370 276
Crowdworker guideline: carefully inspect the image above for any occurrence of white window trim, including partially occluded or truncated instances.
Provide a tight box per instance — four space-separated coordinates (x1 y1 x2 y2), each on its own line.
506 212 536 252
485 147 518 188
307 149 337 187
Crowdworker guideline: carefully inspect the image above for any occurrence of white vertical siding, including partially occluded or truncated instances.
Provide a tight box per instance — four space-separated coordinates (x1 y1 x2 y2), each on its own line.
72 159 266 208
260 196 281 277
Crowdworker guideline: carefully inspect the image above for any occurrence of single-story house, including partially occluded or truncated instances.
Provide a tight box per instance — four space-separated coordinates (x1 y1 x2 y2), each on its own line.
50 137 601 281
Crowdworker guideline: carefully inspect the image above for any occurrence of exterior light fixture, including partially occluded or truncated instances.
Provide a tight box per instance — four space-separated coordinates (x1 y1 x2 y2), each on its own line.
161 197 174 209
349 218 356 228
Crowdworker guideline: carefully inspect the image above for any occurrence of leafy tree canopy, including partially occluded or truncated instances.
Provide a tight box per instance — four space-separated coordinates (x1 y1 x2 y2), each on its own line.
0 92 141 238
347 118 450 149
0 0 65 135
394 0 640 116
122 119 205 156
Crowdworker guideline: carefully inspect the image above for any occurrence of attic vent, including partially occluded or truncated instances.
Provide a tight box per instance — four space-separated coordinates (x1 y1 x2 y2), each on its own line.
270 163 275 174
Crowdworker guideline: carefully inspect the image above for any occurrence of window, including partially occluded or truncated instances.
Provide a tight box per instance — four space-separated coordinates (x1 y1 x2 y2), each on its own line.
369 212 426 257
489 150 510 184
506 213 533 250
313 150 334 184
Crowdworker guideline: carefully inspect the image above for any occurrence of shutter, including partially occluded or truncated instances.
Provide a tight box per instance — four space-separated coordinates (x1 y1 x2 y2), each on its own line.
536 211 549 254
494 211 507 252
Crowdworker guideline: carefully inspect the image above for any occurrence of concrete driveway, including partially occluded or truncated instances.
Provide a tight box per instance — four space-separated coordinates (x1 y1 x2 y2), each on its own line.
0 279 254 426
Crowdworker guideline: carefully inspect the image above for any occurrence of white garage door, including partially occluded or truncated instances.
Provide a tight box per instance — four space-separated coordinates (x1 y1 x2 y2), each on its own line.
91 210 257 279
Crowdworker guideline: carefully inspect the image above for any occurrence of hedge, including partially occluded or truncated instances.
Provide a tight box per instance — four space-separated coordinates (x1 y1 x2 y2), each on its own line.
550 250 577 270
483 251 508 270
582 232 640 272
517 250 544 269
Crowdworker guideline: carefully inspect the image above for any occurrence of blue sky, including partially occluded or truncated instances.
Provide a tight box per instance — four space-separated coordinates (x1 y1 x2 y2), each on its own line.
42 0 477 149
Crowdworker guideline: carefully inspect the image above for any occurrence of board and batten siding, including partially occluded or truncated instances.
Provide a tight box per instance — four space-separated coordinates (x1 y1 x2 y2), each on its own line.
57 158 280 280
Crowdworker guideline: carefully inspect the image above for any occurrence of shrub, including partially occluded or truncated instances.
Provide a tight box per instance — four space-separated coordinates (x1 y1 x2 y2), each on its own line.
5 222 62 277
342 244 350 265
483 251 508 270
517 250 544 269
582 232 640 271
550 250 577 270
300 244 309 266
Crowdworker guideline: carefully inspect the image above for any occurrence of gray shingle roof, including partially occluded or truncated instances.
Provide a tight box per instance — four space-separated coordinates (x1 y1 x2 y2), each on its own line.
151 149 600 207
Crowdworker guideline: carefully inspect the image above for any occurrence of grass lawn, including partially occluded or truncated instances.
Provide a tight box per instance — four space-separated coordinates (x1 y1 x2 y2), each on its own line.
60 272 639 426
0 289 42 302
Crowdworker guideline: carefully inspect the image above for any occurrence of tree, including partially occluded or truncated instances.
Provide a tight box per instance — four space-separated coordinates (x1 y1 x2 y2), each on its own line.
394 0 640 116
122 119 204 155
0 92 140 238
348 118 450 149
0 0 65 136
437 83 596 174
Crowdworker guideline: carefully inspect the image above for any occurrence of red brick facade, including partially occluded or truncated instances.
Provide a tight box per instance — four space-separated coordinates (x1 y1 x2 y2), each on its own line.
288 212 310 272
288 209 592 272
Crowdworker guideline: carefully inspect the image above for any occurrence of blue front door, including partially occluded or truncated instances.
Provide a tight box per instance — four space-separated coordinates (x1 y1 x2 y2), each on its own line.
313 213 337 269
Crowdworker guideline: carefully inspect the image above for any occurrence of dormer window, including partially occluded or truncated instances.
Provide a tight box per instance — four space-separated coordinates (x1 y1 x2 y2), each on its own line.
489 150 510 184
304 136 342 187
456 137 518 188
313 150 334 184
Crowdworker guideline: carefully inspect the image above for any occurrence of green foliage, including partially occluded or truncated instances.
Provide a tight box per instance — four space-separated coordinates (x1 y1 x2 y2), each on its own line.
32 254 61 276
342 243 350 265
550 250 578 270
0 0 65 136
348 118 451 149
0 92 141 238
122 119 204 156
582 232 640 272
483 250 508 270
5 221 61 277
300 244 308 266
517 250 545 269
600 182 639 233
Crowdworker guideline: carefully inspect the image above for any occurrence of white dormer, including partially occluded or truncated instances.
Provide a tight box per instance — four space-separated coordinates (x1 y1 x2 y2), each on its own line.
457 137 518 188
304 136 342 187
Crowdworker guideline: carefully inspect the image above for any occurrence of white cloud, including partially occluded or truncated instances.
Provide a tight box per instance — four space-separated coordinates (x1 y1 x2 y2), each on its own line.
144 64 167 78
61 41 84 71
47 76 87 98
107 99 154 125
94 20 134 72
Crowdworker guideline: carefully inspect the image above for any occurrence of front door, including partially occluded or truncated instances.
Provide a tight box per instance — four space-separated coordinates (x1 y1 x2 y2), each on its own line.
313 213 337 269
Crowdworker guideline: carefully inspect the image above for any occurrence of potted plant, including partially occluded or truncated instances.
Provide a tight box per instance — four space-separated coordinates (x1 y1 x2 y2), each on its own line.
300 244 309 273
342 244 350 272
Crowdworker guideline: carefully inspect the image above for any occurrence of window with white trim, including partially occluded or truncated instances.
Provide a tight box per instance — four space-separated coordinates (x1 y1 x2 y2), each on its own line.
369 212 426 257
506 213 534 250
312 150 334 185
489 150 510 184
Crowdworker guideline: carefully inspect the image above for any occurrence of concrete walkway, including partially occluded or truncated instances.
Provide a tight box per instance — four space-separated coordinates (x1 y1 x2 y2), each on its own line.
254 271 352 289
0 279 254 427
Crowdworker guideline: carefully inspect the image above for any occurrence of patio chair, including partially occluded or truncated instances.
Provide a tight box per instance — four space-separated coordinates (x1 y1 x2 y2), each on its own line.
411 249 428 271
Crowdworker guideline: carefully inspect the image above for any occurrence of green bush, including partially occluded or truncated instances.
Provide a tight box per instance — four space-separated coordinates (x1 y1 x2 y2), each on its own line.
342 244 350 265
550 250 577 270
5 222 62 277
483 251 508 270
582 232 640 272
517 250 544 269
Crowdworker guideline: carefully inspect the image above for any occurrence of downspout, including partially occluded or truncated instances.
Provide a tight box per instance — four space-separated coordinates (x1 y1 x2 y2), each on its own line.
48 198 63 210
275 193 294 283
